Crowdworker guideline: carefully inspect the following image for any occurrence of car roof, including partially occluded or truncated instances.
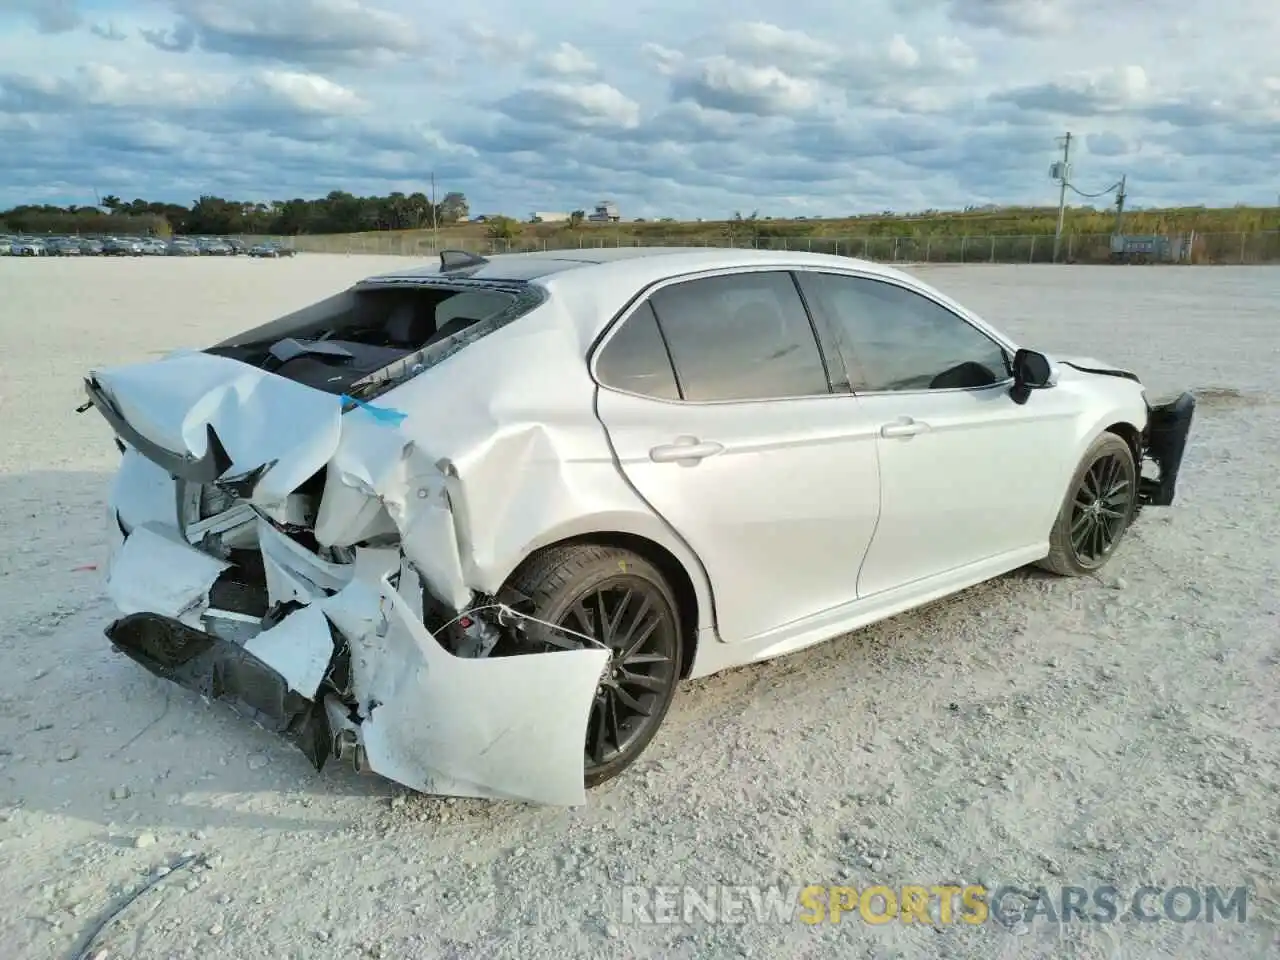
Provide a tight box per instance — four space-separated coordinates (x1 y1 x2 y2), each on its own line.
364 246 914 285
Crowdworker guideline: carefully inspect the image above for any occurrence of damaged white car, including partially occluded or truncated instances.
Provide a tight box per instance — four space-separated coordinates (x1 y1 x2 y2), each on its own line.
81 248 1195 805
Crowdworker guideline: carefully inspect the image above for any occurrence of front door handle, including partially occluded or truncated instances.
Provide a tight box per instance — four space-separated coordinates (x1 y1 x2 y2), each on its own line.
879 417 930 439
649 436 725 464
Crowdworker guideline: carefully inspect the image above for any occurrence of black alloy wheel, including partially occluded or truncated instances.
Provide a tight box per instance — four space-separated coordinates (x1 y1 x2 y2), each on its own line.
506 544 684 786
556 576 680 778
1039 431 1139 577
1069 452 1134 566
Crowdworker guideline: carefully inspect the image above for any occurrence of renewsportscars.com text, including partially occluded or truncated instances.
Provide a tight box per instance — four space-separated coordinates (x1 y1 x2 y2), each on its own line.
620 883 1249 926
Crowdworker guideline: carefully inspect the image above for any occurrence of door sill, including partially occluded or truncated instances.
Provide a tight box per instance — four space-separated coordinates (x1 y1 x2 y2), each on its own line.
687 544 1047 679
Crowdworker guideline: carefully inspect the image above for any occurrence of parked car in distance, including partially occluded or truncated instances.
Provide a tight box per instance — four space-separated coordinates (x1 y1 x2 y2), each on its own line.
78 238 104 256
0 236 13 255
10 237 46 256
48 237 83 256
103 237 143 256
82 247 1196 806
247 242 294 258
197 238 234 256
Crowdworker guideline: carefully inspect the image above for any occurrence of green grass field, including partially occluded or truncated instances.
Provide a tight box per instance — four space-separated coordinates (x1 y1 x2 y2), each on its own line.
393 204 1280 244
288 205 1280 264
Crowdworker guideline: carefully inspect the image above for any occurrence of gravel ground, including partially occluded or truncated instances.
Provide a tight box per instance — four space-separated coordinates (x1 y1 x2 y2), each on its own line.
0 256 1276 960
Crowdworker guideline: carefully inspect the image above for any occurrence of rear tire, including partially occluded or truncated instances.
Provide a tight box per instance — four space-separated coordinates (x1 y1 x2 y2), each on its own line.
506 544 683 788
1038 432 1138 577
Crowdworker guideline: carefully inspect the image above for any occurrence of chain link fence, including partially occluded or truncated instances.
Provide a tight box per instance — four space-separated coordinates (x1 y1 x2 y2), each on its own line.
242 230 1280 265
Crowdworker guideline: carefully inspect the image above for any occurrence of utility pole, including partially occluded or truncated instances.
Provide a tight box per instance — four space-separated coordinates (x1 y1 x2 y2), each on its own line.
430 171 439 253
1113 173 1127 236
1052 131 1072 263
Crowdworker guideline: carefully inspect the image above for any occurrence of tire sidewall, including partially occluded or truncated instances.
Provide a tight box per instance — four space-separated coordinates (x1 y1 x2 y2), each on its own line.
532 552 683 787
1053 433 1138 574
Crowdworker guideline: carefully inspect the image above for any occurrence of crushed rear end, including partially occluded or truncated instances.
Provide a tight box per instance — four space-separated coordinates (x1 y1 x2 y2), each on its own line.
81 270 608 806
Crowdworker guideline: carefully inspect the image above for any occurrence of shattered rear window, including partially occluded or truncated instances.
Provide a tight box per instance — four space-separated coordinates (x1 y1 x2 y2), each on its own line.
205 279 546 400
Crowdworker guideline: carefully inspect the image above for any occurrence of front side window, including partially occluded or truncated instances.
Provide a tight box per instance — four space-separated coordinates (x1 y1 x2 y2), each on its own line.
647 271 830 402
796 273 1009 392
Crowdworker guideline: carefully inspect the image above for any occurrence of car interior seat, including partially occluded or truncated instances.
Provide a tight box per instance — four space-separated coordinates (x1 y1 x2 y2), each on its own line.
384 301 434 348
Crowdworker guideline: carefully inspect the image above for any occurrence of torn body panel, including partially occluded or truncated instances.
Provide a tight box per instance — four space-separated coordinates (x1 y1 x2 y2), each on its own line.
90 317 656 804
104 521 608 804
89 351 345 504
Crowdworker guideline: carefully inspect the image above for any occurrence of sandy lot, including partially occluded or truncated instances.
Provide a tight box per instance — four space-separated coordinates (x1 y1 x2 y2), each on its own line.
0 255 1276 960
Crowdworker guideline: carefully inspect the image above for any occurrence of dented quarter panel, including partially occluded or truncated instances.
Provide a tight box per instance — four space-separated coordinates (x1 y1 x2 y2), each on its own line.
361 295 717 630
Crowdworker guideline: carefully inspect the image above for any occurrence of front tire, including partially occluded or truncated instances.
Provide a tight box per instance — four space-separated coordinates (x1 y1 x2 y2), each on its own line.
506 544 683 787
1038 432 1138 577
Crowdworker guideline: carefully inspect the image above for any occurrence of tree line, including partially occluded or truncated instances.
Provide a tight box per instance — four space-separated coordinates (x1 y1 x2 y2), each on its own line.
4 189 1277 241
0 190 471 237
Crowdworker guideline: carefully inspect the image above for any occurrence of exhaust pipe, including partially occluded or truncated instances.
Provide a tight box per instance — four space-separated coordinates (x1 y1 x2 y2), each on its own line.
333 728 375 775
351 744 374 775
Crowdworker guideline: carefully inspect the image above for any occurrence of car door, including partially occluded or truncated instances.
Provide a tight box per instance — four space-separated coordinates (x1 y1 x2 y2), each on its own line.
591 269 882 645
795 270 1079 597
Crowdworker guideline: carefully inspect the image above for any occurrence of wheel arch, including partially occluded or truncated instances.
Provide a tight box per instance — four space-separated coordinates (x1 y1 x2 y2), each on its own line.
1103 420 1142 466
498 527 708 679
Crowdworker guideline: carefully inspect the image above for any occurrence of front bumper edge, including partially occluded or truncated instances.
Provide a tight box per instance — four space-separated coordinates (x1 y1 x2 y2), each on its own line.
1140 390 1196 507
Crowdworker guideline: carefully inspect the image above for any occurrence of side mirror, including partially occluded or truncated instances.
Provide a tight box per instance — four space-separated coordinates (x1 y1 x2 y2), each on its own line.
1010 348 1054 405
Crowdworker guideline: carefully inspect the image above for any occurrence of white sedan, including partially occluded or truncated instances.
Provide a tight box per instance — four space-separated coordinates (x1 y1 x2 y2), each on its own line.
81 248 1195 805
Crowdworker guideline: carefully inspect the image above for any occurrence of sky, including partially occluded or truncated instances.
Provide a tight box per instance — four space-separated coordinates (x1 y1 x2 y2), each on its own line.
0 0 1278 220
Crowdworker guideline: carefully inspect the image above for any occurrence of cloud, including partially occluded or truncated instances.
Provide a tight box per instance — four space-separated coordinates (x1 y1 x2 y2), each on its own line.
90 22 128 42
673 56 823 116
995 66 1153 116
497 81 640 130
1085 131 1132 157
0 0 82 33
641 42 684 77
142 0 426 66
724 21 840 72
534 41 597 77
459 20 534 62
0 62 367 119
1 5 1278 217
944 0 1072 35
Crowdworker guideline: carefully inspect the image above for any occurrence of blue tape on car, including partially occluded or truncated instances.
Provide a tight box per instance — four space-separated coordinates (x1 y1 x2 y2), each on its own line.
340 394 408 427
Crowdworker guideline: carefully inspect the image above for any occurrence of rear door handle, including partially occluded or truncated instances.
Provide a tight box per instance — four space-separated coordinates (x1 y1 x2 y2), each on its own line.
649 436 725 464
879 417 930 439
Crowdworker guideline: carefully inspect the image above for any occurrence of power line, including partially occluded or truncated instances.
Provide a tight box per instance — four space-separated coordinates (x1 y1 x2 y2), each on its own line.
1065 180 1125 199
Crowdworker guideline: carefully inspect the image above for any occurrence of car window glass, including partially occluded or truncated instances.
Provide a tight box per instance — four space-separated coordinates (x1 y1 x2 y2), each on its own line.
798 273 1009 392
596 302 680 400
648 271 829 401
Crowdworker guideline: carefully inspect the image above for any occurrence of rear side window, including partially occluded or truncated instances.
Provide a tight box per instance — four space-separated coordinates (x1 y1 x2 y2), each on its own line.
595 302 680 400
648 271 830 402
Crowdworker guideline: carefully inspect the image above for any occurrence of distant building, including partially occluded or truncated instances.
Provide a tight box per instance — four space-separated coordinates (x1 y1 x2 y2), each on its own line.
530 212 570 223
587 200 621 222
